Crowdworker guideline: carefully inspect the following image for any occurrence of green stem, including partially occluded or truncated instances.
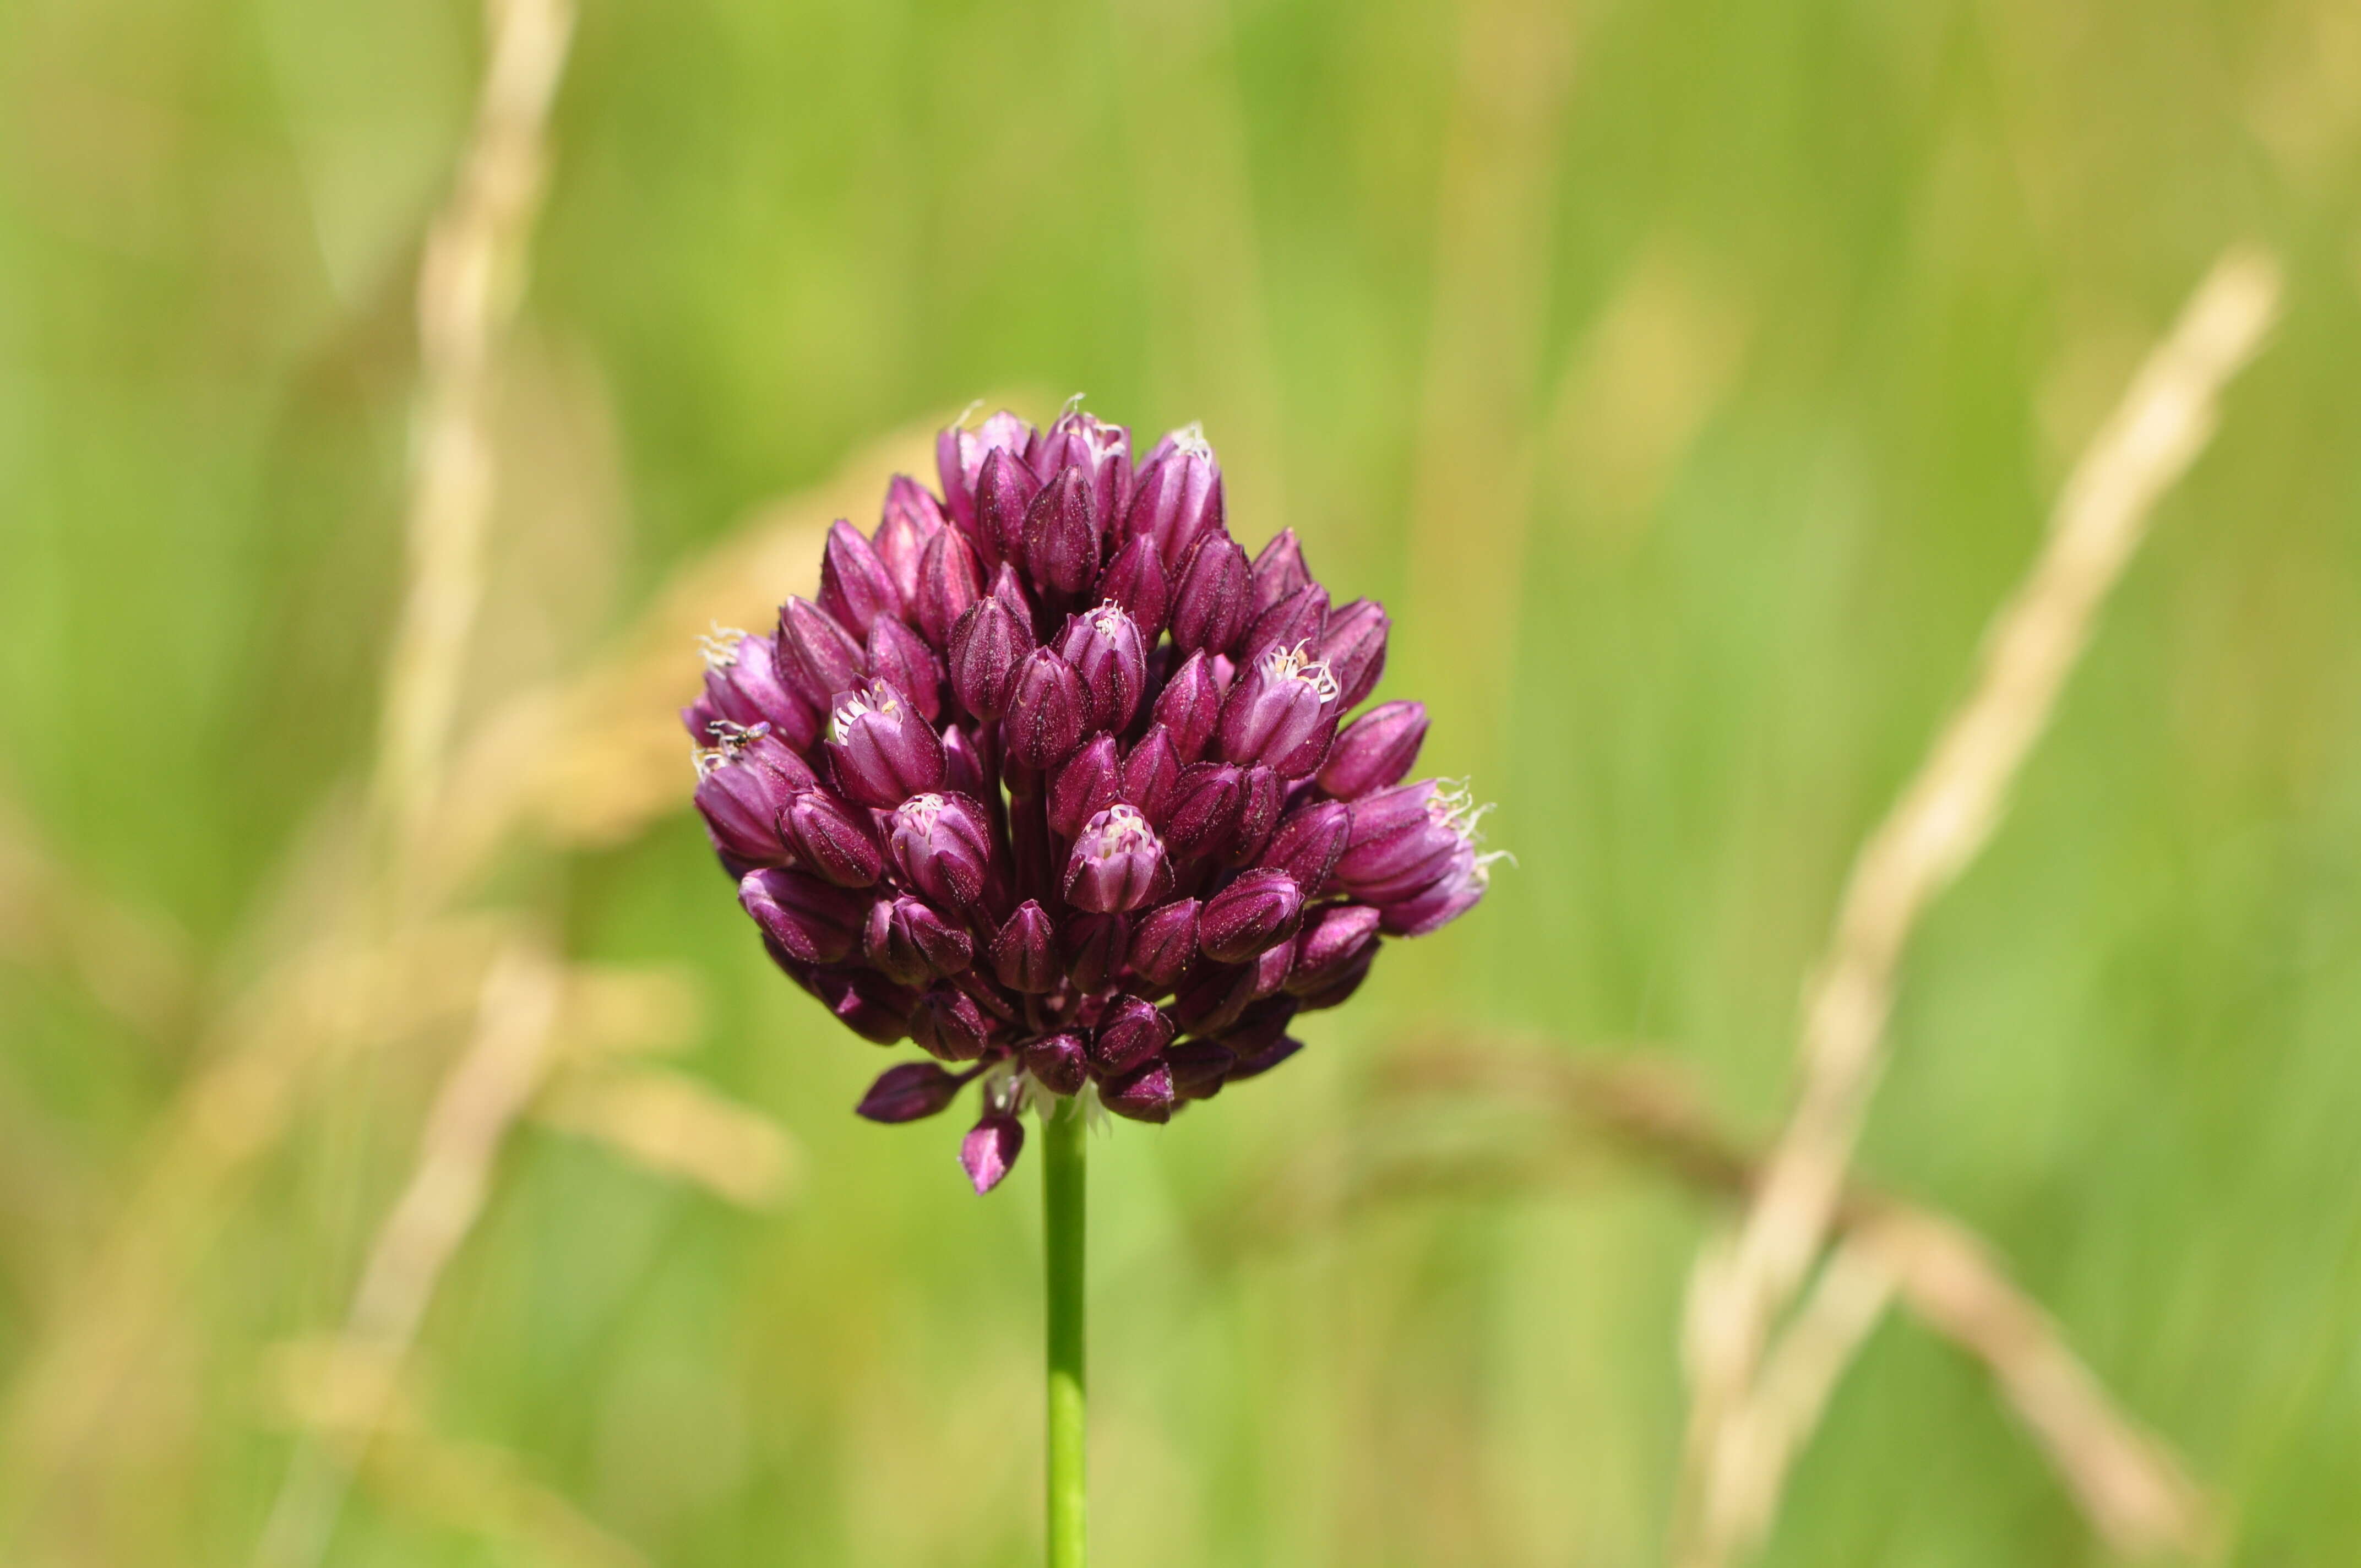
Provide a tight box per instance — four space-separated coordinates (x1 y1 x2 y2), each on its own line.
1043 1096 1087 1568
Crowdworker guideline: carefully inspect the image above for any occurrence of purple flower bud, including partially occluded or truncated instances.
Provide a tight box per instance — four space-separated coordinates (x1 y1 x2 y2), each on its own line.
1243 582 1329 662
1090 995 1173 1075
1162 763 1244 861
1048 733 1123 839
819 518 905 640
1220 992 1300 1058
887 792 996 910
864 895 975 986
989 560 1033 622
1287 902 1382 995
810 966 918 1043
693 738 809 866
1120 726 1184 821
1293 944 1373 1010
960 1110 1024 1193
1127 426 1223 568
1152 650 1227 763
1030 406 1133 531
1223 765 1286 867
1198 869 1305 963
873 476 947 604
781 787 884 887
913 526 985 649
1003 649 1089 770
1217 644 1341 778
1247 939 1294 998
1316 597 1390 709
1249 529 1312 614
1225 1030 1304 1082
1063 912 1130 992
989 901 1060 993
826 679 949 809
1334 780 1478 903
975 447 1043 568
1094 535 1171 640
774 598 868 712
937 409 1036 536
1166 1038 1236 1101
1057 603 1148 732
947 598 1035 721
856 1060 971 1123
1318 701 1428 799
1261 801 1352 894
1375 843 1488 936
1063 804 1172 913
1128 898 1200 988
912 983 993 1062
739 868 868 965
1022 467 1103 598
863 617 944 724
1168 533 1252 656
1100 1059 1175 1124
940 721 990 799
1171 960 1256 1036
1024 1032 1090 1096
688 632 820 750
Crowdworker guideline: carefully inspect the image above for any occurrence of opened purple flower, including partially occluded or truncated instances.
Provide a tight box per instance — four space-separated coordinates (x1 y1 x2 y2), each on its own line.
687 406 1496 1194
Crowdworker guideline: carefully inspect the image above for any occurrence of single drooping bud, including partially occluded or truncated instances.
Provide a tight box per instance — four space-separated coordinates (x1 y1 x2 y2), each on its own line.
1023 466 1103 597
1223 765 1286 867
887 792 996 910
1316 597 1390 708
1063 804 1172 913
686 631 821 750
1218 643 1342 778
1287 903 1382 995
1127 426 1223 568
1243 581 1329 662
960 1110 1024 1194
856 1059 970 1123
1002 648 1089 769
811 966 919 1044
913 526 985 649
1198 869 1305 963
975 448 1043 568
739 868 869 965
826 680 948 809
782 787 884 887
1094 534 1171 640
1318 700 1428 799
989 901 1060 993
1152 650 1227 763
1063 912 1129 992
1260 800 1351 894
873 476 946 604
1023 1032 1090 1096
912 983 993 1062
1058 602 1148 732
864 895 975 986
1162 763 1244 861
1127 897 1200 988
1168 533 1252 656
1047 733 1123 839
1030 406 1133 532
774 597 868 711
693 734 812 867
1120 725 1183 821
1100 1058 1176 1123
1166 1038 1236 1101
819 518 904 640
1249 529 1312 614
947 597 1035 721
937 409 1036 536
1090 995 1173 1075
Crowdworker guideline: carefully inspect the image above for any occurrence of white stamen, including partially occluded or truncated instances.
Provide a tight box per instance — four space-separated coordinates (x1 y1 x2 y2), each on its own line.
1089 600 1130 635
951 399 985 431
1259 641 1343 704
1166 422 1213 461
827 687 898 744
698 622 753 669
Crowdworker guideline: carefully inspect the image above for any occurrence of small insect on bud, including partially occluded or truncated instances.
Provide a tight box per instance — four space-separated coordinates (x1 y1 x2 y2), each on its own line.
819 518 905 640
1127 425 1224 569
913 526 986 649
1100 1059 1176 1124
947 597 1035 721
887 792 997 910
693 732 813 868
1249 529 1312 614
1168 533 1252 657
687 631 820 750
872 475 946 604
864 895 975 987
1127 897 1200 988
1316 597 1390 709
857 1060 971 1124
960 1110 1025 1194
826 679 949 809
1023 1032 1090 1097
1002 648 1090 770
1095 534 1171 640
738 868 869 966
1090 995 1174 1075
1198 869 1305 963
1058 602 1149 733
1318 700 1428 799
989 901 1060 994
912 983 994 1063
937 409 1036 536
1048 733 1123 840
865 617 944 723
774 597 868 712
1063 804 1172 914
1218 643 1342 778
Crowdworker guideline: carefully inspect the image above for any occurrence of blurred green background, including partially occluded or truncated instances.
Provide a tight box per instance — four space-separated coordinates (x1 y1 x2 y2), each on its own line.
6 0 2361 1564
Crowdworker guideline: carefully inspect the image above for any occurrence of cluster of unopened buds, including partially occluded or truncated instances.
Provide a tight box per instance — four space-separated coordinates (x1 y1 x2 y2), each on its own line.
687 406 1495 1191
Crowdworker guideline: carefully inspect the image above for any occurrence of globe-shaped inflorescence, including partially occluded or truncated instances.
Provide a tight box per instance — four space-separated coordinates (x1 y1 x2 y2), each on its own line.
687 406 1496 1191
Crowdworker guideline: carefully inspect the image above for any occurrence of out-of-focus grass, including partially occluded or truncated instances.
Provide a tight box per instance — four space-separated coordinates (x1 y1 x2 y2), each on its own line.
4 0 2361 1564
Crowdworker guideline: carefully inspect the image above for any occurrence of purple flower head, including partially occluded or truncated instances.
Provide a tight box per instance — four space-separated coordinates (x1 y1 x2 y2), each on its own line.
687 406 1492 1190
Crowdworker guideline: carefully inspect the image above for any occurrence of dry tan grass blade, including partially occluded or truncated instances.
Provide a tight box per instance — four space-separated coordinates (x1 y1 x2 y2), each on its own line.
536 1065 800 1210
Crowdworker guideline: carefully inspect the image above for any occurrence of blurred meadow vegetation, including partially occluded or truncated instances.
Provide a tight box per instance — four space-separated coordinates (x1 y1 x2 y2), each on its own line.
5 0 2361 1564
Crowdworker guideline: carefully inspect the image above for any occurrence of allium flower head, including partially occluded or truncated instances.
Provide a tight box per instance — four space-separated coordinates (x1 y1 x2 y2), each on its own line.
688 407 1495 1192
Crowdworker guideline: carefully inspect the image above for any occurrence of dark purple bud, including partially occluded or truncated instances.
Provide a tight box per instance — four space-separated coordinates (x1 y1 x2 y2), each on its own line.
1022 467 1103 597
810 966 918 1043
1002 649 1089 770
738 868 868 965
1220 992 1300 1057
1376 844 1488 936
960 1111 1024 1194
781 787 884 887
1293 944 1373 1010
1218 645 1341 778
886 792 996 910
947 598 1035 721
1243 582 1329 662
865 617 944 723
825 679 948 809
1057 603 1148 732
1288 903 1382 995
1225 1031 1304 1082
873 476 947 604
1249 529 1312 614
912 983 993 1062
1063 912 1130 992
1168 533 1252 657
1024 1033 1090 1096
1127 427 1224 568
938 410 1035 535
1171 961 1256 1036
688 632 820 750
1166 1038 1236 1101
856 1060 970 1123
1047 733 1123 839
1316 597 1391 709
1120 726 1183 821
975 448 1043 568
863 895 975 986
1318 701 1428 799
1261 801 1352 894
1091 995 1174 1075
1151 650 1227 763
1247 939 1294 998
818 518 904 640
941 721 989 798
989 901 1060 993
1030 406 1133 530
1100 1059 1175 1124
774 598 867 712
1198 869 1305 963
1062 804 1172 913
1162 763 1244 861
1128 898 1200 988
913 527 986 649
693 738 809 865
989 560 1033 622
1223 766 1286 867
1094 535 1170 640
